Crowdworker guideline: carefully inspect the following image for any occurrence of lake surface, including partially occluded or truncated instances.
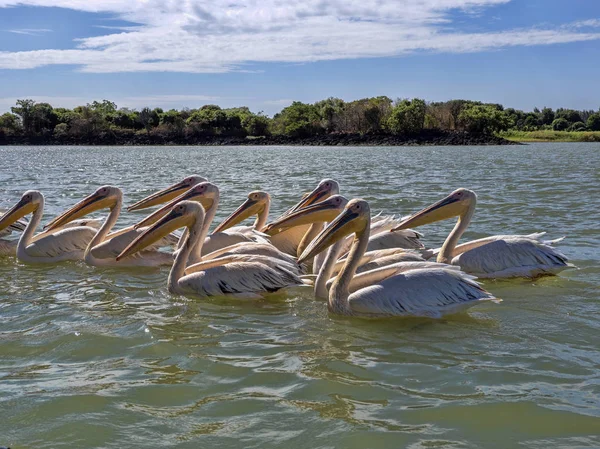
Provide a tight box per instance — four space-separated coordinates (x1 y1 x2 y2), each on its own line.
1 143 599 448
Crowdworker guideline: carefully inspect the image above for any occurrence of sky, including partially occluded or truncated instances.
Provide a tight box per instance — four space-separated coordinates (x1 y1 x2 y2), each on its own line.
0 0 599 115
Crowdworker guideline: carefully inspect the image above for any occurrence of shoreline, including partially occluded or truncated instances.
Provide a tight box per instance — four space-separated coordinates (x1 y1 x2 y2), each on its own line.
0 130 518 146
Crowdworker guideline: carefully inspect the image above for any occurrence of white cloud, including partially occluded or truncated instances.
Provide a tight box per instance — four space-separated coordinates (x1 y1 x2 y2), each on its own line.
4 27 52 35
0 1 598 73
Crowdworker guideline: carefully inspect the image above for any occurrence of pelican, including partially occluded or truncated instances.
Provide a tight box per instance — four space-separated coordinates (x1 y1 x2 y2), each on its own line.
213 190 309 256
391 188 573 278
117 201 301 298
133 182 272 263
298 199 499 318
44 186 179 267
0 191 96 263
279 178 426 253
266 195 433 299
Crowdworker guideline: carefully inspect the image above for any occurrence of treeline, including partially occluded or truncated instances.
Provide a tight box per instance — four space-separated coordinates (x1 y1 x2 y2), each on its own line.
1 98 599 142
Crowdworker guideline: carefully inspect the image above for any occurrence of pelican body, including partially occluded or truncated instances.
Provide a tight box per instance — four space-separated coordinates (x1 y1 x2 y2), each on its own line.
0 191 96 263
299 199 499 318
117 201 301 298
391 188 572 279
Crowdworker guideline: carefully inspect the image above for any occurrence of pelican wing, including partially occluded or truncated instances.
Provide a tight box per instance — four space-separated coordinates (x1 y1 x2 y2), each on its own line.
346 268 498 318
0 239 17 256
201 231 269 256
453 238 572 278
91 228 178 259
366 229 425 251
25 227 96 258
179 261 301 297
355 251 426 274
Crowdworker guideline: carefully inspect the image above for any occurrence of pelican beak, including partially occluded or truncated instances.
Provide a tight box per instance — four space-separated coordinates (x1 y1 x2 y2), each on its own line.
298 207 359 264
213 198 261 233
45 191 113 232
117 207 192 261
0 198 35 232
264 197 346 236
391 195 461 232
133 187 212 230
286 184 333 216
128 180 196 211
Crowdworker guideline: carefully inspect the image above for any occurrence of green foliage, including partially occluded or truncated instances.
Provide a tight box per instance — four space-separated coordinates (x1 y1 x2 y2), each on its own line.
0 113 21 135
458 104 511 134
568 121 587 132
555 109 583 124
501 130 600 142
271 102 323 137
586 113 600 131
540 107 555 125
386 98 426 134
0 97 596 142
552 118 569 131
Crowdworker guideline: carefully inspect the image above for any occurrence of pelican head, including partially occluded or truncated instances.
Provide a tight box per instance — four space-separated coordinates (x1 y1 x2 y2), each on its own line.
0 190 43 231
391 188 476 232
133 182 218 230
117 201 203 261
127 175 208 211
264 195 349 236
213 191 270 233
286 179 340 214
298 199 369 264
45 186 121 232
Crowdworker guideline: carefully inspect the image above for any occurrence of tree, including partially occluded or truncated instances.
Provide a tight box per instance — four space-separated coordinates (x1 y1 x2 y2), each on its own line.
540 107 555 125
586 113 600 131
11 99 36 134
552 118 569 131
568 121 586 132
0 112 22 135
186 105 228 135
271 102 323 137
386 98 426 134
242 113 270 136
555 109 582 124
523 114 540 130
139 107 160 131
458 105 512 134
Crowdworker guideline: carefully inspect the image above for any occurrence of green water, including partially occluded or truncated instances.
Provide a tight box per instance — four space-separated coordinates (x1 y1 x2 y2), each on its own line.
1 143 599 448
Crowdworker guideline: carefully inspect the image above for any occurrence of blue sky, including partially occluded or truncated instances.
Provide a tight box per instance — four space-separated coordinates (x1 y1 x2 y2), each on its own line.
0 0 599 115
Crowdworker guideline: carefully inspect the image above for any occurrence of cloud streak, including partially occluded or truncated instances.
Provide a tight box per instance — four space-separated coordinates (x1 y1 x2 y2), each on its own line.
0 1 598 73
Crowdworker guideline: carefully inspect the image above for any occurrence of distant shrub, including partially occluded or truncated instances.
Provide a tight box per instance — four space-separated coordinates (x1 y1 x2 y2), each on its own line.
552 118 569 131
568 121 587 132
587 113 600 131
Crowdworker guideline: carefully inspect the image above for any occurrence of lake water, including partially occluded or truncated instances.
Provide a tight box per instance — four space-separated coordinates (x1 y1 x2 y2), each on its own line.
1 143 599 448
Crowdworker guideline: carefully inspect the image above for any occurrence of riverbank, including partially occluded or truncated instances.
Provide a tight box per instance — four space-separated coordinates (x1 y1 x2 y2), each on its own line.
500 130 600 142
0 130 517 146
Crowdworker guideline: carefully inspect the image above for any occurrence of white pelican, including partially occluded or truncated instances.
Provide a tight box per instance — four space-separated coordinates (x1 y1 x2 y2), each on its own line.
212 190 309 256
44 186 178 267
266 195 432 299
133 182 271 263
265 195 426 267
391 188 573 278
117 201 301 298
298 199 499 318
0 191 96 263
281 178 426 252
